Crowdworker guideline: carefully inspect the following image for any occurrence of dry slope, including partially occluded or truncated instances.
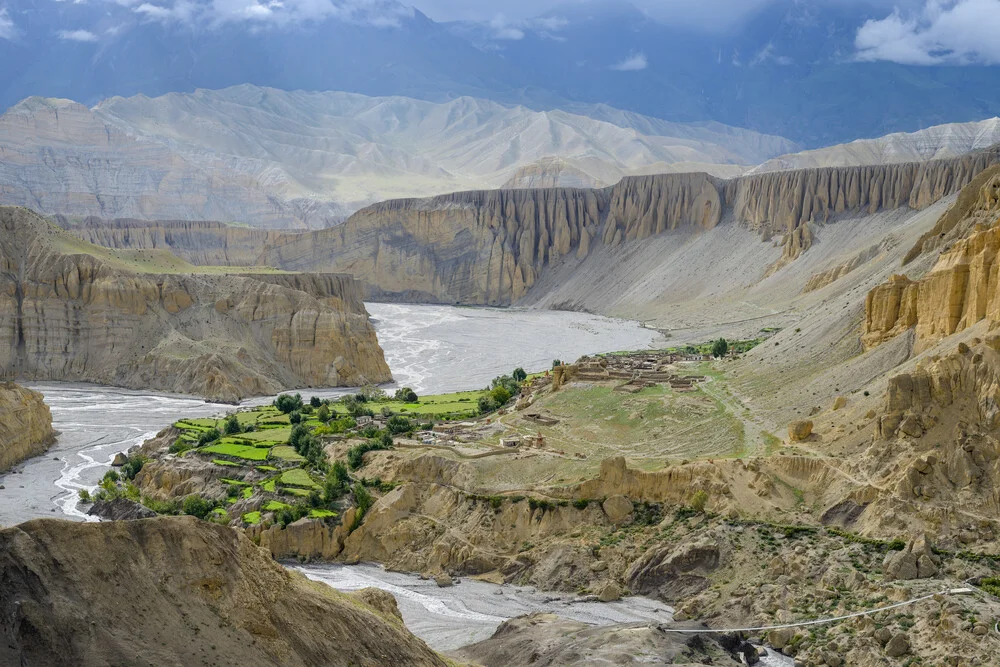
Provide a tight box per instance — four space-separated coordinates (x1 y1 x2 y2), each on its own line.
0 516 446 666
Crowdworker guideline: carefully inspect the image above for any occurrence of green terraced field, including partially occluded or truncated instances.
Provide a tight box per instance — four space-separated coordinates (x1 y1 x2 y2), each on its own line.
270 446 304 462
308 509 337 518
201 443 270 461
279 468 319 488
263 500 292 511
242 511 261 525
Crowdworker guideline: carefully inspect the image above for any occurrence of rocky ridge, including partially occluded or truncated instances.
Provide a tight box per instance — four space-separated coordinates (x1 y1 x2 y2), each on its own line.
863 166 1000 351
0 516 446 666
0 207 390 401
0 382 56 472
72 148 1000 307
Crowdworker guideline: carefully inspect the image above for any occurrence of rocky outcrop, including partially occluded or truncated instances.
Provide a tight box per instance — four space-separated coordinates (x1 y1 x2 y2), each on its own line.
0 382 56 471
0 207 390 401
77 149 1000 306
863 166 1000 351
626 540 721 603
0 517 446 666
803 240 891 293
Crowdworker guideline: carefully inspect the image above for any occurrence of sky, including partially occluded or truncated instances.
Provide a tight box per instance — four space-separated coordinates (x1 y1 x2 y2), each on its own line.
7 0 1000 66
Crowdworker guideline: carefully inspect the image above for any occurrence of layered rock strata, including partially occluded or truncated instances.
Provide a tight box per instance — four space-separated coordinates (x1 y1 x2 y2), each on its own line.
0 207 390 401
863 166 1000 351
0 382 56 471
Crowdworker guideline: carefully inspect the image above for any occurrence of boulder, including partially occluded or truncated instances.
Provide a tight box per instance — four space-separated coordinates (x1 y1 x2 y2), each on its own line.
626 540 720 603
111 452 128 466
86 498 157 521
788 420 813 441
884 633 910 657
435 574 454 588
597 582 622 602
832 396 848 411
602 495 634 524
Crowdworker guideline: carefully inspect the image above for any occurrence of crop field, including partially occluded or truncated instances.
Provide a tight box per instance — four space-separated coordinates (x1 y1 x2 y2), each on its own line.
378 391 482 418
279 469 319 488
200 442 271 461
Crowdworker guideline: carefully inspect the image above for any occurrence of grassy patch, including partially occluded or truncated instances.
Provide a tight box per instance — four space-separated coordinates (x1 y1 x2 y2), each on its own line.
279 468 320 488
242 511 262 525
270 446 305 462
261 478 277 493
263 500 292 512
308 509 338 519
201 443 271 461
212 459 243 467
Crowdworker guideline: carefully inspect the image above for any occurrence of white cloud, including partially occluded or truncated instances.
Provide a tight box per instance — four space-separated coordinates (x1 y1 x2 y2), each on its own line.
855 0 1000 65
612 52 647 71
489 14 523 39
57 28 100 41
0 8 15 40
130 0 413 27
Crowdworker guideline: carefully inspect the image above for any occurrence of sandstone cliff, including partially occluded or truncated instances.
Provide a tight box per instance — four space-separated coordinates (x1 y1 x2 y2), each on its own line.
863 166 1000 351
0 382 56 471
73 148 1000 307
0 517 446 666
0 207 390 401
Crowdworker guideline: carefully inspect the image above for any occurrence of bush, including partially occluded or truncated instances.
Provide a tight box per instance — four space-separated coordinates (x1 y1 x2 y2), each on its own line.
387 415 413 435
103 469 120 484
169 438 193 455
120 454 147 481
182 495 215 520
492 375 520 396
690 490 709 513
317 404 330 423
394 387 419 403
274 393 304 414
359 385 387 402
310 396 322 408
223 414 242 435
78 488 92 503
478 394 500 414
198 428 221 446
512 367 527 382
350 483 374 531
711 338 729 358
552 359 562 368
301 405 313 415
346 436 393 470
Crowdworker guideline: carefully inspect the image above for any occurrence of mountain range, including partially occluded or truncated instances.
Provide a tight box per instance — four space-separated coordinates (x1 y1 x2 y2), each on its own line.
2 0 1000 147
0 86 796 227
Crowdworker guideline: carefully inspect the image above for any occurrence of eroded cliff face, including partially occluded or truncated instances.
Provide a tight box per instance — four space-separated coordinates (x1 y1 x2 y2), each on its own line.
0 517 446 666
0 207 390 401
73 149 1000 306
863 166 1000 351
0 382 56 471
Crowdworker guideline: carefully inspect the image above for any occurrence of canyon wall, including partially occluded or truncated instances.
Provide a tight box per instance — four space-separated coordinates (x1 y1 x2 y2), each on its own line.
863 166 1000 351
72 148 1000 306
0 517 446 666
0 382 56 471
0 207 390 402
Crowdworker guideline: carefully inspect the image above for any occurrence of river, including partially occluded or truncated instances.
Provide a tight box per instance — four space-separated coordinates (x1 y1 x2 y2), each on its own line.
0 303 797 663
2 303 659 526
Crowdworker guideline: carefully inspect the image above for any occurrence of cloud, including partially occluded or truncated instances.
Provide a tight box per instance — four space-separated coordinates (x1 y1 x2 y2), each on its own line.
0 8 15 40
129 0 414 28
855 0 1000 65
489 14 523 39
612 52 647 71
485 13 569 40
57 28 101 41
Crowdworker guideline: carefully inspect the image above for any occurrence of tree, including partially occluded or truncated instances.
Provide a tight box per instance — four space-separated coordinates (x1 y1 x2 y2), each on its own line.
552 359 562 368
274 393 303 414
224 414 242 435
317 404 330 423
512 367 527 382
690 490 709 513
182 495 214 520
394 387 418 403
310 396 322 408
387 415 412 434
197 428 221 446
120 454 147 480
289 411 303 424
711 338 729 358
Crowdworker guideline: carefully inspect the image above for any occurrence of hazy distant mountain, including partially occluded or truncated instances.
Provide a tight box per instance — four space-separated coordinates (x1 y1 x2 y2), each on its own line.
1 0 999 147
751 118 1000 173
0 86 795 228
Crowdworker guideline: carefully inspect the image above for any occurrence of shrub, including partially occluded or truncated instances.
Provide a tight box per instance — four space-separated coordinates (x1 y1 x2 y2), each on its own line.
169 438 193 455
103 469 120 484
182 495 215 520
310 396 322 408
552 360 562 368
572 498 591 510
223 414 242 435
359 385 387 402
387 415 413 435
78 488 92 502
350 483 374 531
394 387 419 403
198 428 221 446
346 436 393 470
690 490 709 512
289 411 303 424
120 454 147 481
317 404 330 423
512 367 527 382
477 395 499 414
274 393 304 414
301 405 313 415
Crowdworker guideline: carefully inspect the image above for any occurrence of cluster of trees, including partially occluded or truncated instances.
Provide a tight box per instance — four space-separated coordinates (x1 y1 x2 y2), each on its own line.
478 369 526 414
347 432 393 469
289 424 324 467
82 453 148 503
711 338 729 358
